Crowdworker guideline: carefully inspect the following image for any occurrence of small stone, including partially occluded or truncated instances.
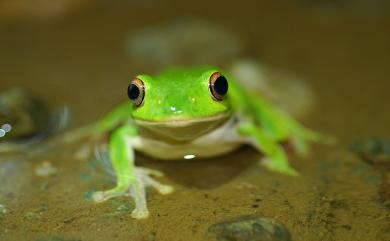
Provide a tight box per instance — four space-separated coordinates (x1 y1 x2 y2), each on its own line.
35 161 57 177
0 204 6 218
350 138 390 166
206 216 292 241
25 211 41 220
116 204 131 214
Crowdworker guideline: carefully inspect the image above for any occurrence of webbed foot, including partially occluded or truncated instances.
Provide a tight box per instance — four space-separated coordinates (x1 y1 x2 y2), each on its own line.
92 167 173 219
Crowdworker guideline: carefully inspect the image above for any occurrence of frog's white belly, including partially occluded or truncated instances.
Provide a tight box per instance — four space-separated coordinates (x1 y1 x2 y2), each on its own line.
129 118 246 160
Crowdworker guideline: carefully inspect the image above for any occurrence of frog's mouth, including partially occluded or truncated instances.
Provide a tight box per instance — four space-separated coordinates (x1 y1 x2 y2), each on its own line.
134 112 231 142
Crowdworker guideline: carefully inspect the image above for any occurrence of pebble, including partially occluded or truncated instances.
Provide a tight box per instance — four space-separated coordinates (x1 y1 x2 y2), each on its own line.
206 216 292 241
35 161 58 177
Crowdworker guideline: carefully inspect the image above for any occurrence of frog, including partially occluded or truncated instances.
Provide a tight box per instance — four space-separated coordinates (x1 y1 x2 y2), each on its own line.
63 66 321 219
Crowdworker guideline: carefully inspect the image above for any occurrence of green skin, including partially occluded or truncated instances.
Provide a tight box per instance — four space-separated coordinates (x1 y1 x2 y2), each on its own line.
66 66 320 219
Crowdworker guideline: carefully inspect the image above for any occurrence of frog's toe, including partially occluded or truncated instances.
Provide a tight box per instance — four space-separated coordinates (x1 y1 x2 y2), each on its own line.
138 169 174 195
91 187 128 203
138 167 165 177
157 184 174 195
131 208 149 219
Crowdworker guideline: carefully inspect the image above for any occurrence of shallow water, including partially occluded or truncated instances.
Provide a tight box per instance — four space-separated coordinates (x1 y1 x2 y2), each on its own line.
0 1 390 240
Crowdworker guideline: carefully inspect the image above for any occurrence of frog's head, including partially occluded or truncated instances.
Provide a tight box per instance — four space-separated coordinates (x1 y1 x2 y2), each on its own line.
127 66 231 141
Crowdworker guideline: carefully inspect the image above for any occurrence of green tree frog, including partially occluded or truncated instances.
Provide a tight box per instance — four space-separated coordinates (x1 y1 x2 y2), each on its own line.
66 66 320 219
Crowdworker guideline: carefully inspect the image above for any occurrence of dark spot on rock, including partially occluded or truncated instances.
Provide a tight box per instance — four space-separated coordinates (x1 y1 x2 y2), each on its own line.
349 138 390 168
341 224 352 230
252 204 259 208
329 199 349 210
63 217 76 224
283 200 293 209
350 138 390 206
206 215 292 241
378 181 390 204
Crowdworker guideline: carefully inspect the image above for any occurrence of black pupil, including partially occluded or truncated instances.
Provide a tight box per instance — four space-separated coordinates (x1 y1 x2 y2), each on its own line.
214 76 228 96
128 84 140 100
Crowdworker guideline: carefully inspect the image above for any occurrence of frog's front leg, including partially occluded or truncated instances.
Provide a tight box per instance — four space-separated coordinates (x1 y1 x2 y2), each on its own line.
238 122 299 176
91 125 173 219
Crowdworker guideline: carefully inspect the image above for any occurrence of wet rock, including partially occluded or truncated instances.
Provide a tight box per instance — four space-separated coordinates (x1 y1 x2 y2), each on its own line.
0 88 69 153
0 159 31 203
350 138 390 168
0 88 49 141
35 161 58 177
206 216 292 241
350 138 390 206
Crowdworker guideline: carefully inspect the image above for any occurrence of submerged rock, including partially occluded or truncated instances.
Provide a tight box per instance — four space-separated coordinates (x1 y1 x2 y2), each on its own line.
350 138 390 206
0 88 69 153
350 138 390 168
206 216 292 241
0 88 49 141
35 161 58 177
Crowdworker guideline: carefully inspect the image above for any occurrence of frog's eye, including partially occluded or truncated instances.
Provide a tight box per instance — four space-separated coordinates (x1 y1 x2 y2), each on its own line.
127 78 145 107
209 72 228 101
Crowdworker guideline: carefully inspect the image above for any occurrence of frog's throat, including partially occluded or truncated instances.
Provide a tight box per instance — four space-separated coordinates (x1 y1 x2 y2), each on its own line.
134 112 231 142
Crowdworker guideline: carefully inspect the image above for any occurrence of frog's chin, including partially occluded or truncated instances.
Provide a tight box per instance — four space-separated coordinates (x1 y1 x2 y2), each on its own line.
134 112 231 142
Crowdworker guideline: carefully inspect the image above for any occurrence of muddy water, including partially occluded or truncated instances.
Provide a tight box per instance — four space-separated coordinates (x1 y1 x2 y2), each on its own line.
0 1 389 241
